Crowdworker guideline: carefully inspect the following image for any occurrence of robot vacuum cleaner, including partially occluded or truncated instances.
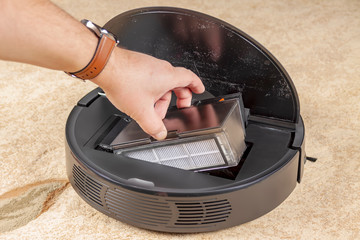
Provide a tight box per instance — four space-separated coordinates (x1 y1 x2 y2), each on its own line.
65 7 307 233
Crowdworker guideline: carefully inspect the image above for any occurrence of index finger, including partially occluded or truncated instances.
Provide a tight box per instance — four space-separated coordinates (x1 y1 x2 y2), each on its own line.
172 67 205 94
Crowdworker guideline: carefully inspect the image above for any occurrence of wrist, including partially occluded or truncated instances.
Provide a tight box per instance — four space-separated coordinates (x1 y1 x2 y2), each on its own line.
66 20 119 80
90 47 125 88
67 28 98 73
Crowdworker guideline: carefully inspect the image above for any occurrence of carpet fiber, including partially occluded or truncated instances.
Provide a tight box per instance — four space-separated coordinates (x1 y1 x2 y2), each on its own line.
1 0 359 239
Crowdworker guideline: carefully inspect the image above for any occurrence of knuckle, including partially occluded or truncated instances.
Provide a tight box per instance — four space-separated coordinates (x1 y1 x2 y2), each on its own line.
160 60 175 73
161 60 173 69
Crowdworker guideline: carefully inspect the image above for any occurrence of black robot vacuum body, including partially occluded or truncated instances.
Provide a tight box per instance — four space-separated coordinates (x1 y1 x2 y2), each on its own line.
65 7 306 233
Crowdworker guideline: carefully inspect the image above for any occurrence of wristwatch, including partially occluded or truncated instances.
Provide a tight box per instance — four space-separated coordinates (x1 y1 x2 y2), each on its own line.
66 19 119 80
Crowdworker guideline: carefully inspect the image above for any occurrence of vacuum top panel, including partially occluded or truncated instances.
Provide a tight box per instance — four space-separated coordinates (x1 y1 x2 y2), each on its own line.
66 89 302 195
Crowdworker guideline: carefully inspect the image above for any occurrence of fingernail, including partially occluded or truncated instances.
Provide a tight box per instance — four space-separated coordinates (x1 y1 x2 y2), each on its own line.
154 130 167 140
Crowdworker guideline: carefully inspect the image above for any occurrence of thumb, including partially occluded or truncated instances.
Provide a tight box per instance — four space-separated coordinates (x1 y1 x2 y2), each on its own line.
133 107 168 140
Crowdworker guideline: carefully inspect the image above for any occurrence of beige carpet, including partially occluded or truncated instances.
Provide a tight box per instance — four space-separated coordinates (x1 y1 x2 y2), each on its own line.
1 0 359 239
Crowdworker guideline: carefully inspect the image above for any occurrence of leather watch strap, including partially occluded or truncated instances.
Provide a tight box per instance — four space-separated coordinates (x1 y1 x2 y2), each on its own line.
66 34 117 80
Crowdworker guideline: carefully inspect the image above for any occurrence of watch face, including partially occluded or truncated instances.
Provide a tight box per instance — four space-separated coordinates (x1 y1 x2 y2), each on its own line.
81 19 102 37
81 19 118 42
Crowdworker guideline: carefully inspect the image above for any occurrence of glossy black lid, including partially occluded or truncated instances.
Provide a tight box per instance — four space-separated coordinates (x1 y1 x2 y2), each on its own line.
104 7 300 123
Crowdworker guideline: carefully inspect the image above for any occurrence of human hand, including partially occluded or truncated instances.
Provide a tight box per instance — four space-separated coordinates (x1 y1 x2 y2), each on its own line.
91 48 205 140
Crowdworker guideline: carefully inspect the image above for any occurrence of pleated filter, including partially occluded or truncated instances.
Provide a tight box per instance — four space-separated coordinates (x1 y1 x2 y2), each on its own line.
124 136 228 171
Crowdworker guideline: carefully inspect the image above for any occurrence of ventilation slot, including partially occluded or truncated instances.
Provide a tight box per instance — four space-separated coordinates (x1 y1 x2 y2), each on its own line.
175 199 231 225
72 164 103 207
105 188 172 226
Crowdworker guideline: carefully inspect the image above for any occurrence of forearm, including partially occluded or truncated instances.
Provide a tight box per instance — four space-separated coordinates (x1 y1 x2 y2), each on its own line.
0 0 97 72
0 0 205 140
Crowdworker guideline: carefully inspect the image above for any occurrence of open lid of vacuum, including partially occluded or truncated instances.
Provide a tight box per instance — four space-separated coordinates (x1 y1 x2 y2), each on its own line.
66 7 305 197
103 7 300 123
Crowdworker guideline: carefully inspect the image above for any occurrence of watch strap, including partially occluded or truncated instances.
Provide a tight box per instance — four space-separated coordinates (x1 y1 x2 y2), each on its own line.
66 32 117 80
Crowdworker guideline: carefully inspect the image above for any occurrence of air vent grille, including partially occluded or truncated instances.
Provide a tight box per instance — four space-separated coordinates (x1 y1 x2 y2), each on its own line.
72 164 103 206
175 199 231 225
105 188 172 226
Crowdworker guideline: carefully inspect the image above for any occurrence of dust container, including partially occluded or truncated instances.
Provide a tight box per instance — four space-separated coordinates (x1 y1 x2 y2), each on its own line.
101 98 247 172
